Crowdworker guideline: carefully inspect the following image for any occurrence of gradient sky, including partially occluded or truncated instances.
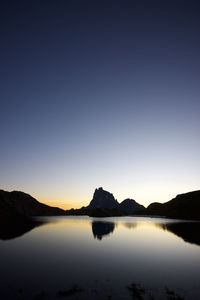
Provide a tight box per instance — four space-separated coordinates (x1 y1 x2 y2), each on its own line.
1 0 200 209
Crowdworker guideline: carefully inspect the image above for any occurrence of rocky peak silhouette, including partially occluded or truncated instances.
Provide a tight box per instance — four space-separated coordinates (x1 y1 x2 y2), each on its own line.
87 187 119 209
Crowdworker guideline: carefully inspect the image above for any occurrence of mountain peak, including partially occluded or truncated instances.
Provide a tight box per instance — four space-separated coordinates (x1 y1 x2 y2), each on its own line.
119 198 145 213
87 188 119 209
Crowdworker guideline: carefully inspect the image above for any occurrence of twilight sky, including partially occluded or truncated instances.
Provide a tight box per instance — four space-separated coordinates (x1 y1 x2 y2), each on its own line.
1 0 200 209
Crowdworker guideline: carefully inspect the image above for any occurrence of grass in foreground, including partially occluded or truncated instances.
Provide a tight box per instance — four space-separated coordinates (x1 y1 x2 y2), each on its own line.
57 284 84 297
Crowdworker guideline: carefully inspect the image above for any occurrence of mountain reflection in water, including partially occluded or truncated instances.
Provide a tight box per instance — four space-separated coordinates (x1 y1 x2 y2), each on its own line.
91 219 200 246
1 216 200 299
1 216 200 247
0 218 44 240
92 221 115 240
162 222 200 246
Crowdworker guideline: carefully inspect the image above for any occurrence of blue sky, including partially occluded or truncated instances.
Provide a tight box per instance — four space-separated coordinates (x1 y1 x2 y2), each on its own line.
1 1 200 208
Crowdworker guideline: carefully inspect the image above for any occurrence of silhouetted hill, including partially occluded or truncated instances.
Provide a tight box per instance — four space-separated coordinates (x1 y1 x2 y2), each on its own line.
0 190 65 217
142 190 200 220
87 187 119 209
0 190 65 239
66 188 145 217
119 198 145 214
66 207 124 217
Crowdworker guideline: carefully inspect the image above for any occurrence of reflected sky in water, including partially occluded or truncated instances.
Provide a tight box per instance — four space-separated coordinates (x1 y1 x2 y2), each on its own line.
0 216 200 299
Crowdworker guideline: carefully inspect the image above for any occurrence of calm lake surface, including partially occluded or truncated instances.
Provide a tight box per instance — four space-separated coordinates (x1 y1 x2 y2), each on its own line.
0 216 200 299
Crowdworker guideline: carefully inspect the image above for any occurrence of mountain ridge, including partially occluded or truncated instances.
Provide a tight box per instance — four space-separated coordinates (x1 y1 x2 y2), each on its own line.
85 187 145 215
1 188 200 220
141 190 200 220
0 189 65 216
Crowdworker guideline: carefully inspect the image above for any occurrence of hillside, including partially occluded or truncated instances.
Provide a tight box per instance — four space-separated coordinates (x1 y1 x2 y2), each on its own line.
119 198 145 214
143 190 200 220
0 189 65 239
67 187 145 217
0 190 65 217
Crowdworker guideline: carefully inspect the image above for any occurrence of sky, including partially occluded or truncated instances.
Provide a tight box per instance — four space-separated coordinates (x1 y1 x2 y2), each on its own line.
0 0 200 209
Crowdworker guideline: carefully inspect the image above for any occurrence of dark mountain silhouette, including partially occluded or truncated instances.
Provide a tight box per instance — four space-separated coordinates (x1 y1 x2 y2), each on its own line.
0 197 39 240
119 198 145 214
92 221 115 240
142 190 200 220
66 187 145 217
66 207 124 217
87 187 119 209
0 189 65 239
2 187 199 222
0 190 65 217
146 202 163 211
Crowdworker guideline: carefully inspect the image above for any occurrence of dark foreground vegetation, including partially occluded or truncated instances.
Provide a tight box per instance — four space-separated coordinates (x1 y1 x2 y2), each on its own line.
0 281 186 300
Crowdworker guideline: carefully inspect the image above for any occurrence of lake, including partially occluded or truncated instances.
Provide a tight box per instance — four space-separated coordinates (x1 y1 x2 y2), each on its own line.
0 216 200 299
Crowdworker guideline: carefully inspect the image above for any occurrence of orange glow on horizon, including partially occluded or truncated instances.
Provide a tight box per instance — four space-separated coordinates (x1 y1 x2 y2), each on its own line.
43 200 82 210
37 196 86 210
32 191 91 210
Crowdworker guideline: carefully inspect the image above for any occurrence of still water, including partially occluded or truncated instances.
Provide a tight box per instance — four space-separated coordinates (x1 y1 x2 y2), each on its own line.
0 216 200 299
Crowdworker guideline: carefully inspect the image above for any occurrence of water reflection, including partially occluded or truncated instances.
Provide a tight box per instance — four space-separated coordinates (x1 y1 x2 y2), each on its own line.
92 221 115 240
91 219 200 246
164 222 200 246
1 216 200 299
0 218 45 240
1 216 200 248
122 222 138 229
149 221 200 246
